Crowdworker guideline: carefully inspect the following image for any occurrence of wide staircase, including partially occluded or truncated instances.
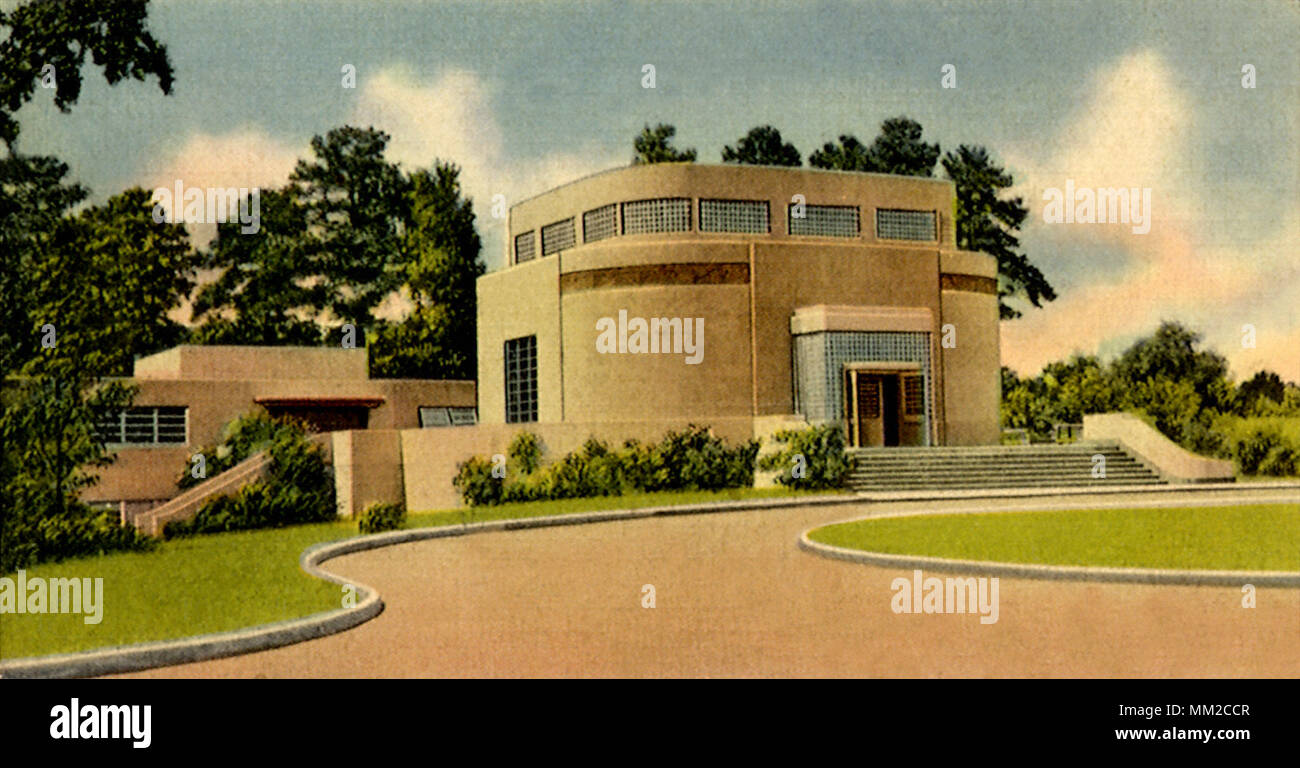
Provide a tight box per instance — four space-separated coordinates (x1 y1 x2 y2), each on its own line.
845 441 1164 492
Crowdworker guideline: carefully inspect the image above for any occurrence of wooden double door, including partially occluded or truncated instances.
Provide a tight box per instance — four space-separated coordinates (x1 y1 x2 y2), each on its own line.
844 368 924 447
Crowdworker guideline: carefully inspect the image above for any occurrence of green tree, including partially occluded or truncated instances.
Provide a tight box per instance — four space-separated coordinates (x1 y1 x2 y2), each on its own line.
942 144 1056 319
808 117 938 176
1232 370 1286 416
190 187 324 345
632 123 696 164
721 125 801 167
290 126 411 342
0 0 173 147
1111 321 1232 413
54 188 198 375
1 0 176 568
370 162 485 379
807 134 873 171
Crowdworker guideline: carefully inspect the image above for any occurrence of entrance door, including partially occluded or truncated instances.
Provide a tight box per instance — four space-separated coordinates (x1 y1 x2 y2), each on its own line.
880 375 900 446
844 370 906 447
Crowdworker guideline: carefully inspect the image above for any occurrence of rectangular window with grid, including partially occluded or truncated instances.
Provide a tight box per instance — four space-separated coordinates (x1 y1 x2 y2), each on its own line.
876 209 937 241
621 198 691 235
541 218 576 256
903 375 924 416
419 406 478 428
583 204 617 243
504 335 538 423
699 199 769 233
514 231 536 263
95 406 188 445
789 204 860 237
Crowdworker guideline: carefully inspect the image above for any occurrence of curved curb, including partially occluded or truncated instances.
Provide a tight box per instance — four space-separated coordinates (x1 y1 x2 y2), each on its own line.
0 492 857 678
797 528 1300 588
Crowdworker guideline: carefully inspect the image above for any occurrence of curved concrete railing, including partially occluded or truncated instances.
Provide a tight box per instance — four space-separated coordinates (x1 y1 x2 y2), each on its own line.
1083 413 1234 483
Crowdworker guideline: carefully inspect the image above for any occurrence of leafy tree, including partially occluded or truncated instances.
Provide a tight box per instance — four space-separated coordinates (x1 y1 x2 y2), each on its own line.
53 188 197 375
369 163 484 379
1233 370 1286 415
807 134 873 171
0 153 88 376
808 117 938 176
632 123 696 164
0 0 173 147
290 126 410 342
721 125 801 167
190 187 324 345
1 0 177 568
942 144 1056 319
861 116 939 176
1111 321 1232 413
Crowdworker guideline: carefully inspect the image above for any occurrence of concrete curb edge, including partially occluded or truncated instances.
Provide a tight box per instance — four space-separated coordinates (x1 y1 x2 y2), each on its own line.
0 491 859 678
797 528 1300 588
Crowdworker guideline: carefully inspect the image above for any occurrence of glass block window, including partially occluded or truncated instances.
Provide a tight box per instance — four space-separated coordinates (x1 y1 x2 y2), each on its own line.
903 375 924 416
793 331 932 445
419 406 478 427
96 406 188 445
514 231 536 264
541 218 576 256
504 335 538 423
583 204 618 243
699 199 769 233
621 198 691 235
789 204 860 237
876 209 937 241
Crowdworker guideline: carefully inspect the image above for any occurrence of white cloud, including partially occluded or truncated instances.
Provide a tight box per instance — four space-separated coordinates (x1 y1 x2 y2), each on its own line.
350 66 622 269
999 50 1300 382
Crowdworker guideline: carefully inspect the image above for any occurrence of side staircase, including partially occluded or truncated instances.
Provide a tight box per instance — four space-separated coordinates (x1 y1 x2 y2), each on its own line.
845 441 1164 492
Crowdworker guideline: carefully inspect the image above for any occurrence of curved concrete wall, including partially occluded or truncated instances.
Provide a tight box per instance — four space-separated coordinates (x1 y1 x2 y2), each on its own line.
480 163 1001 445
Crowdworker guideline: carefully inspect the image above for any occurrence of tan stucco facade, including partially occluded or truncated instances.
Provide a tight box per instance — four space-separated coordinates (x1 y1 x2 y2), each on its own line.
87 345 475 508
479 163 1001 446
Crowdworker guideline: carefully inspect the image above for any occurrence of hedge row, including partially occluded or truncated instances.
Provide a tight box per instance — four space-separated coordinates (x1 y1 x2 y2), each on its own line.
453 425 760 506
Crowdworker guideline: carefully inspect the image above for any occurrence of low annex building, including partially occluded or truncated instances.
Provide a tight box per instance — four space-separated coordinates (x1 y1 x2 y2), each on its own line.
85 345 475 519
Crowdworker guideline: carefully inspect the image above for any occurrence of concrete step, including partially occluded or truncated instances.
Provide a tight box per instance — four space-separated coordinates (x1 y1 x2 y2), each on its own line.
841 441 1163 491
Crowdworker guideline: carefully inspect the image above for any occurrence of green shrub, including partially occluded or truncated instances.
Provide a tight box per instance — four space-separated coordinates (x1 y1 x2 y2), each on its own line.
358 502 406 534
1 503 156 574
758 422 855 490
452 455 505 506
177 411 307 490
452 425 759 506
1233 428 1280 475
508 431 543 474
164 427 336 538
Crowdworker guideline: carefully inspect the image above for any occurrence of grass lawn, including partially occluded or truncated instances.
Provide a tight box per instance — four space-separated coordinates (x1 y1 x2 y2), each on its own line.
0 486 829 660
808 504 1300 572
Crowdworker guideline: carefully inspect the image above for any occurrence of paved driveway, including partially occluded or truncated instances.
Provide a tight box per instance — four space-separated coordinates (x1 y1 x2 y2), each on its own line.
120 489 1300 677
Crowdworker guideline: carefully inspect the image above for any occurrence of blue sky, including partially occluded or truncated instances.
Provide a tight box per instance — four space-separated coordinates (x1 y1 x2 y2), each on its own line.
14 0 1299 379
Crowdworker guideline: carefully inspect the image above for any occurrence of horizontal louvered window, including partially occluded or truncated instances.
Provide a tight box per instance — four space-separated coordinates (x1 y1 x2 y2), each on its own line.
96 406 188 445
514 231 536 263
